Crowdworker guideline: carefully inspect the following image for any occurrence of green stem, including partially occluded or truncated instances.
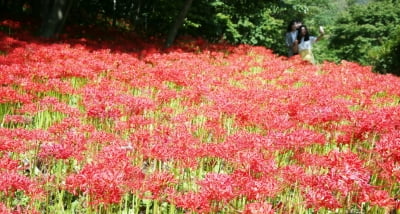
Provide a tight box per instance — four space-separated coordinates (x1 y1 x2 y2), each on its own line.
133 195 140 214
168 204 176 214
153 200 159 214
145 200 151 214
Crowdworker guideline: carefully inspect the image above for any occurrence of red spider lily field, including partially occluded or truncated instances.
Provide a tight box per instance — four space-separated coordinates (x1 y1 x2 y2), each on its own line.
0 20 400 214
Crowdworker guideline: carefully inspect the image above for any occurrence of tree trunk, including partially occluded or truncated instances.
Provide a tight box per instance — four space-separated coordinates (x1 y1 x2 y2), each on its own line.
39 0 74 38
31 0 42 19
0 0 24 16
165 0 194 48
0 0 7 14
112 0 117 27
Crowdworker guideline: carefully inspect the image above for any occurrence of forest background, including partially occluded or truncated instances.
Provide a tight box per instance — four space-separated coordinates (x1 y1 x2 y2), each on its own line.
1 0 400 74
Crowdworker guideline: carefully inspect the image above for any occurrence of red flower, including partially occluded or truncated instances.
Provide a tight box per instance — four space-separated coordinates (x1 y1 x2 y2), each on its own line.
243 201 274 214
142 171 176 200
231 170 282 200
0 172 43 198
197 173 235 202
0 202 11 214
0 156 20 172
66 145 145 205
304 187 341 210
171 191 211 213
3 115 32 125
358 186 395 208
39 143 74 160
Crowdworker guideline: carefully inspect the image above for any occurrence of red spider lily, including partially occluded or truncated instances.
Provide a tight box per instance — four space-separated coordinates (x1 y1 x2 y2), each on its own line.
39 129 88 160
375 130 400 161
294 102 351 125
48 117 94 135
357 186 395 208
377 160 400 183
86 130 118 146
374 130 400 183
295 150 369 175
294 152 330 168
228 150 278 177
206 132 265 160
197 173 236 202
303 187 342 210
337 107 400 144
16 96 81 117
156 87 179 103
117 95 155 115
0 202 41 214
231 170 282 200
95 145 133 164
0 128 51 143
299 150 371 181
0 156 20 172
3 115 32 125
0 136 27 153
0 35 26 56
268 129 326 151
81 80 155 119
97 146 145 190
39 143 75 160
66 165 126 204
0 202 11 214
66 163 144 205
170 191 212 213
0 20 21 29
65 145 145 205
8 43 107 79
138 125 203 168
278 165 306 185
86 102 122 119
40 97 82 117
259 111 296 131
129 129 152 151
142 171 177 200
0 87 34 104
204 118 226 140
295 150 394 211
114 115 153 132
0 172 43 198
16 77 75 95
242 201 274 214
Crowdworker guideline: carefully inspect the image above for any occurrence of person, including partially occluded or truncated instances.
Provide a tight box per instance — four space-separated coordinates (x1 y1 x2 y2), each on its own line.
293 25 324 64
285 20 302 57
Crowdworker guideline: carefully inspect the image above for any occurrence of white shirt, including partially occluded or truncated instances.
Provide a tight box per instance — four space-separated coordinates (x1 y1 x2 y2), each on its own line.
298 36 317 51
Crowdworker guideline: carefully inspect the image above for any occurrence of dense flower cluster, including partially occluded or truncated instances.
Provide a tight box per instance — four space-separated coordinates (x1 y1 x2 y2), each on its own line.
1 20 400 213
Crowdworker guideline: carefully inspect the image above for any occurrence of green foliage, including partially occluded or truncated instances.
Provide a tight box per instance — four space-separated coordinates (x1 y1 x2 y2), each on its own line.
3 0 308 54
209 2 285 50
368 26 400 74
328 0 400 73
176 0 290 54
313 35 342 64
283 0 342 26
71 0 183 35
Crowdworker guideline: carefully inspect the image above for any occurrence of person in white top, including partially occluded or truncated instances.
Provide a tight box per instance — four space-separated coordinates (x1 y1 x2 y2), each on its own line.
293 25 325 64
285 20 302 57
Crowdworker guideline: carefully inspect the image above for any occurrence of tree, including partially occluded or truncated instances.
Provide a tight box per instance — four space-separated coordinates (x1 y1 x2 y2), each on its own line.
165 0 194 48
327 0 400 73
0 0 25 16
1 0 309 51
39 0 75 38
